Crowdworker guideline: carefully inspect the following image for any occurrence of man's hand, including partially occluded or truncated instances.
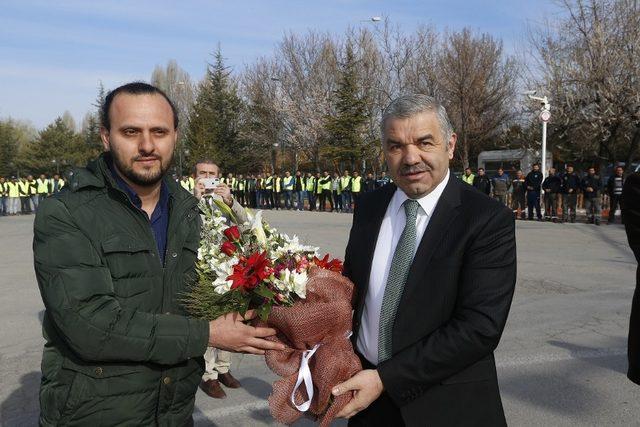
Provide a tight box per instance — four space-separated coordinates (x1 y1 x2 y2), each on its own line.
194 179 206 200
208 310 285 355
332 369 384 419
213 184 233 207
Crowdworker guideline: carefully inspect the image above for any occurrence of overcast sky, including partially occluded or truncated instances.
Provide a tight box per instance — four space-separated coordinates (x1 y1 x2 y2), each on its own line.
0 0 562 129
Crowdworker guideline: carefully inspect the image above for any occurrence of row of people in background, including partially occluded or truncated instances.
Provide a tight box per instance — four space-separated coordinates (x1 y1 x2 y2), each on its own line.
0 174 66 216
461 164 626 226
179 169 393 213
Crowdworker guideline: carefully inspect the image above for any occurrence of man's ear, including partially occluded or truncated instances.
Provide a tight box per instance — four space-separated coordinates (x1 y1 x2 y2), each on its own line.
447 133 457 160
100 127 111 151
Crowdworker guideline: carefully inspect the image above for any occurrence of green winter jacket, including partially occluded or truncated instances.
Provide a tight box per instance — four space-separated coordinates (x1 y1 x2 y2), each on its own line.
33 153 210 426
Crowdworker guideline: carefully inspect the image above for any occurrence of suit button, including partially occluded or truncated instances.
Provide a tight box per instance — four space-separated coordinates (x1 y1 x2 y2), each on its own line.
94 367 103 377
163 377 172 385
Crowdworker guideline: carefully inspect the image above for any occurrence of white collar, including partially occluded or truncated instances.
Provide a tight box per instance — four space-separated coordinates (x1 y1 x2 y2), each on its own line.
390 169 450 218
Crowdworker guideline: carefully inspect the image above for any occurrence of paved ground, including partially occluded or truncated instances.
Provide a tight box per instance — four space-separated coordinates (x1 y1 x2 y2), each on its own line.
1 211 639 426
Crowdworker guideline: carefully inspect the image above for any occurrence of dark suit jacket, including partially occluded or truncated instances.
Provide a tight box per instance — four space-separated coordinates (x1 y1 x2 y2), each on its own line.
344 173 516 426
622 172 640 384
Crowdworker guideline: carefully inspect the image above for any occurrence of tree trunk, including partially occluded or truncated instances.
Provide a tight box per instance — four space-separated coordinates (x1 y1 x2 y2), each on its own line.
461 133 470 170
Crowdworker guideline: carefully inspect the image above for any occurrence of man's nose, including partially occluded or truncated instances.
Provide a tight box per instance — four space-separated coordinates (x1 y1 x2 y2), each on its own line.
402 144 421 165
138 131 155 154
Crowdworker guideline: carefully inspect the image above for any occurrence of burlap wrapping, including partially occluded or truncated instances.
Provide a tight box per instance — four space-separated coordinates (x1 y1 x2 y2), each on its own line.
257 267 362 426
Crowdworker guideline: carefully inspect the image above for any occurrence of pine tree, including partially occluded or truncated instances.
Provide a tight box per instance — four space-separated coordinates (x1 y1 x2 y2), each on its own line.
80 82 106 160
18 117 88 174
324 43 369 170
0 120 20 176
186 47 243 171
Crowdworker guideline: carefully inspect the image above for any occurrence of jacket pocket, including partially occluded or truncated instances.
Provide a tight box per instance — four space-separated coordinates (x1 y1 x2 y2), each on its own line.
440 355 495 385
56 367 88 424
57 359 145 424
101 234 156 285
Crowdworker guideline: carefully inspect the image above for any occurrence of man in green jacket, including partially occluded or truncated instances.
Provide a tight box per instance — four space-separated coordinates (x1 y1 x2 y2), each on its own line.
33 82 282 426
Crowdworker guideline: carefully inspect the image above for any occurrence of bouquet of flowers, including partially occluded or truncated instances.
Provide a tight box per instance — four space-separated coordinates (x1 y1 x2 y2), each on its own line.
184 198 361 425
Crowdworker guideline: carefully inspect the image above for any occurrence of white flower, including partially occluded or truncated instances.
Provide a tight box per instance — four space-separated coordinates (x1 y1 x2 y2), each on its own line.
291 270 308 299
272 268 307 299
272 234 318 259
248 210 268 246
212 277 233 294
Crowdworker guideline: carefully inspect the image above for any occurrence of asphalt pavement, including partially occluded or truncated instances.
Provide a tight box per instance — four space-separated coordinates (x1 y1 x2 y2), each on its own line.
1 211 639 426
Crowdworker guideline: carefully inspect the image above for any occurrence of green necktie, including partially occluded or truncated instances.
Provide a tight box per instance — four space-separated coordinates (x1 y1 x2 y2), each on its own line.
378 199 420 363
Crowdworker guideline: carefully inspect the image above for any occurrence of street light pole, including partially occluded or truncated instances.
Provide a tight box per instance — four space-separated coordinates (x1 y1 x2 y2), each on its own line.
524 91 551 183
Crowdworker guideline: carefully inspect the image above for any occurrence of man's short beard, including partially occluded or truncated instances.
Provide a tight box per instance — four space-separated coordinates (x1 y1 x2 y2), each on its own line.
111 150 172 187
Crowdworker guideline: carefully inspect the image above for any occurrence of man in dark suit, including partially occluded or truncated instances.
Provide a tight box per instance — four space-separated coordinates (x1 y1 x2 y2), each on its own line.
332 94 516 426
622 172 640 385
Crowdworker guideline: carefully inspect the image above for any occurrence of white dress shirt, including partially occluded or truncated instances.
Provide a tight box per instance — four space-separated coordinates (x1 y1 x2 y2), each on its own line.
357 170 450 365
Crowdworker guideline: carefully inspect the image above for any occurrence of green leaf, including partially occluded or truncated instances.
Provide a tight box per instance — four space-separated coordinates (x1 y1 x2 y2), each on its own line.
254 284 275 299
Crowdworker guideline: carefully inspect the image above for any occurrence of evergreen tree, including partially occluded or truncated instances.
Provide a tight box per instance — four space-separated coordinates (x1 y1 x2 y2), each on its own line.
0 120 20 176
323 43 369 170
18 117 88 174
81 82 106 159
186 47 243 171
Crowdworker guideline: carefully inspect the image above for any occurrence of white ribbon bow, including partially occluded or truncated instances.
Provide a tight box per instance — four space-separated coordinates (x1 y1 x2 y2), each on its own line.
291 343 321 412
290 331 353 412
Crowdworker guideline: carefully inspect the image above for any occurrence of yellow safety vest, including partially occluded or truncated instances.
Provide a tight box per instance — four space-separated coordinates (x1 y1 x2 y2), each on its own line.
461 173 475 185
0 182 7 196
305 177 315 192
321 177 331 191
265 176 274 190
8 182 20 198
51 178 65 192
180 179 191 191
29 180 37 195
352 176 362 193
237 179 245 191
316 177 323 194
37 178 49 194
18 181 30 196
283 176 294 190
275 177 282 192
340 176 352 191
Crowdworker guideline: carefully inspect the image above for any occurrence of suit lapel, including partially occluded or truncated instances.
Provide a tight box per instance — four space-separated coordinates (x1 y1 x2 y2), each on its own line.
398 174 462 308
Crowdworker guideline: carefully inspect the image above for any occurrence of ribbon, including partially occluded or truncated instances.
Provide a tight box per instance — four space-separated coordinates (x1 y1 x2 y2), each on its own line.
290 331 352 412
291 343 321 411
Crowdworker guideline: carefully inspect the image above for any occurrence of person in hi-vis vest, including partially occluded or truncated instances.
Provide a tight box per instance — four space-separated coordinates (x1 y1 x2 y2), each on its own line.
282 171 294 210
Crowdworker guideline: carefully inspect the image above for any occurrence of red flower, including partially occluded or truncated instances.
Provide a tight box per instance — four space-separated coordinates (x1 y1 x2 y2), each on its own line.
312 254 343 273
223 226 241 242
227 251 272 291
220 241 237 256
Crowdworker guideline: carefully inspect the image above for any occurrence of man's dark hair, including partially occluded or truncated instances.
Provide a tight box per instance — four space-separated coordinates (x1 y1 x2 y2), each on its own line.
192 158 219 173
478 167 485 171
101 82 179 131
